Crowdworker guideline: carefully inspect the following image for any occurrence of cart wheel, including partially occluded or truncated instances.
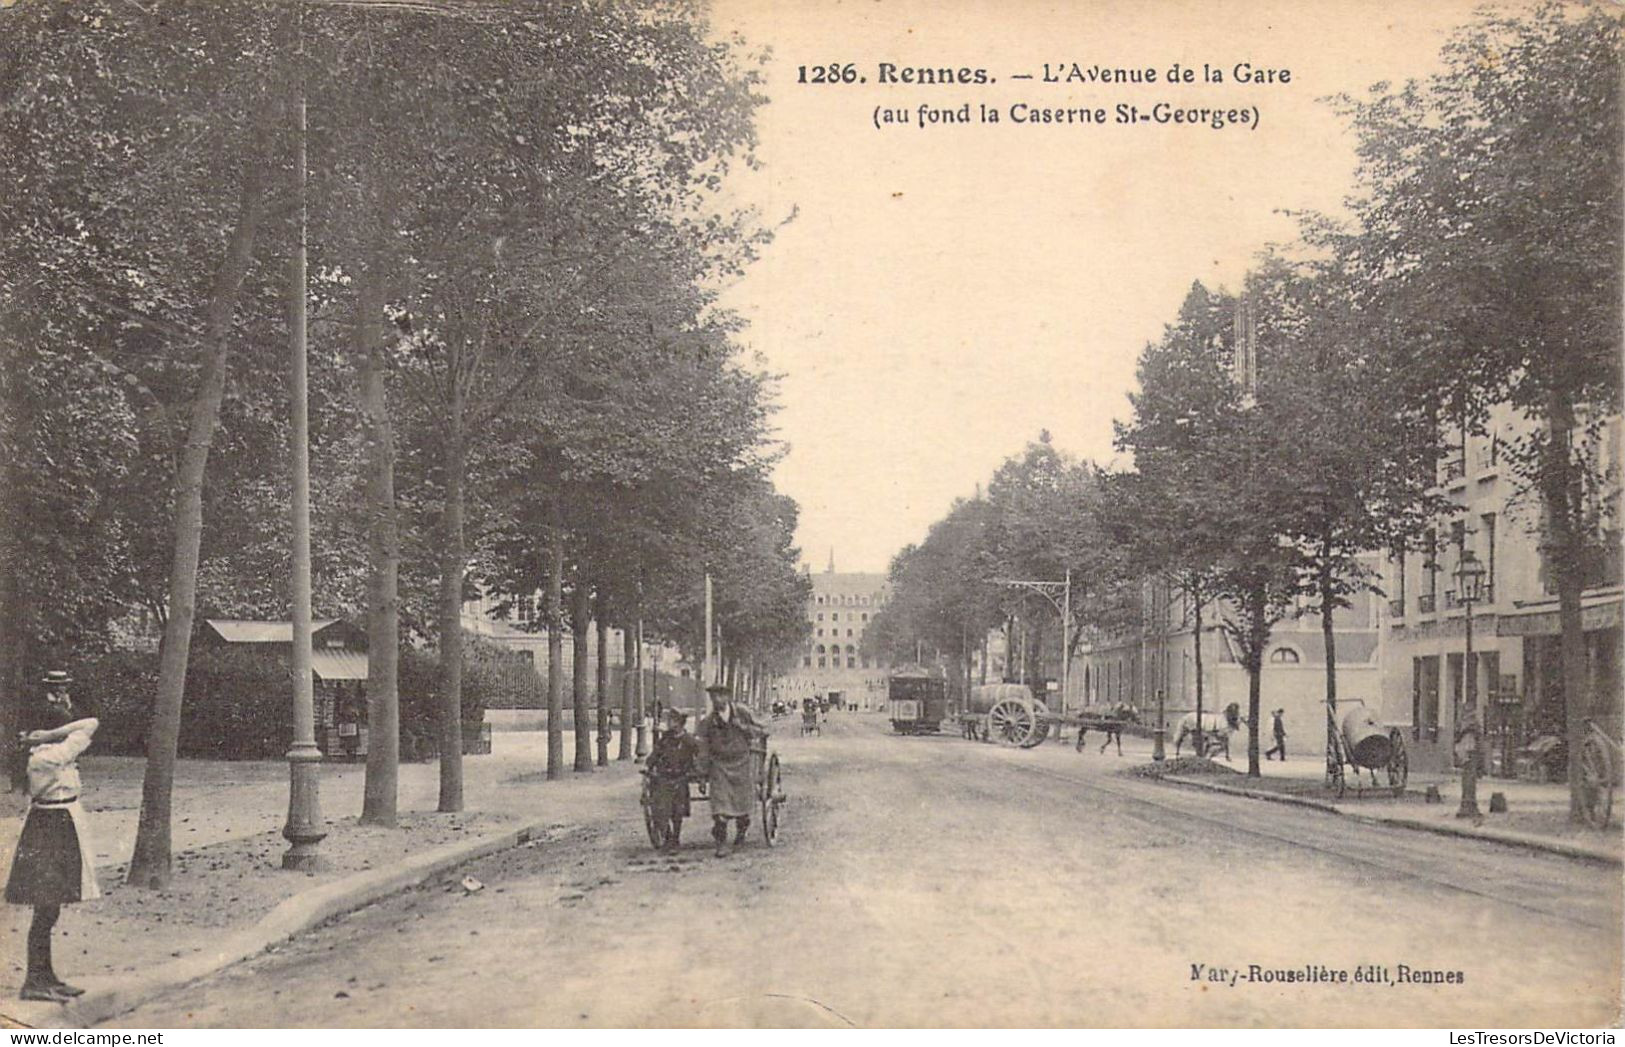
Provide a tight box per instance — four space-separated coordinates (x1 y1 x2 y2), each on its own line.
641 779 663 850
1387 729 1409 796
1020 719 1051 749
1579 731 1614 829
761 754 782 846
988 699 1034 747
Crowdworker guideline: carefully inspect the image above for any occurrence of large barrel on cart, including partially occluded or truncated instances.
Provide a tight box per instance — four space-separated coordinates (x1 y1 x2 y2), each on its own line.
962 683 1051 748
1326 699 1408 797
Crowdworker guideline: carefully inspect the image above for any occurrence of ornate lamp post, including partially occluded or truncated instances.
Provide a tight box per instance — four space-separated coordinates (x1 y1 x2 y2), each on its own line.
1455 549 1487 819
282 68 324 870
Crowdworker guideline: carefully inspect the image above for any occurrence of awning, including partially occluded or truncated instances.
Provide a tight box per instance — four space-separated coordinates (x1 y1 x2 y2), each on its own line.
1497 598 1622 637
311 650 369 681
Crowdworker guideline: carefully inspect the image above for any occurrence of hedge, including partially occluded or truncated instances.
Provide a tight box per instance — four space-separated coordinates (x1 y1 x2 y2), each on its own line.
64 632 526 761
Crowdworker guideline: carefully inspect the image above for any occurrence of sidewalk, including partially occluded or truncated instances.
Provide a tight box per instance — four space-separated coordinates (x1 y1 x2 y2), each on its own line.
0 727 648 1028
1112 738 1624 864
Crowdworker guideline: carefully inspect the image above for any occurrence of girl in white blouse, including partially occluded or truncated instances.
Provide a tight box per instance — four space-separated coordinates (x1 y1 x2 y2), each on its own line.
6 672 99 1003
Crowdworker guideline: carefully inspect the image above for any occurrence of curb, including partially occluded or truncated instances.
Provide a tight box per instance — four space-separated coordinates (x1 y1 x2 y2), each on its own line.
5 820 551 1029
1157 775 1622 866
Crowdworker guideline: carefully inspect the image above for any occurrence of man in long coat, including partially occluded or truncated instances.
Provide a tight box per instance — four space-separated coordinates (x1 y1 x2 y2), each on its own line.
695 685 766 857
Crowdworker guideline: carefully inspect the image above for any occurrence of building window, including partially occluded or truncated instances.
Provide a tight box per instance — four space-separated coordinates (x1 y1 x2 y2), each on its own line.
831 612 839 622
816 628 823 637
1269 647 1300 664
861 613 868 622
817 657 826 668
848 657 857 668
803 656 811 667
816 645 825 655
1481 512 1496 601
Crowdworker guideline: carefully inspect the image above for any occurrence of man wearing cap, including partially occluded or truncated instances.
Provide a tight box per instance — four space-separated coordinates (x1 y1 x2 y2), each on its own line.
695 685 766 857
644 708 698 853
6 672 100 1002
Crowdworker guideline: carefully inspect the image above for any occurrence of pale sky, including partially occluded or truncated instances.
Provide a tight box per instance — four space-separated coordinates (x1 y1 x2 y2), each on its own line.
709 0 1488 573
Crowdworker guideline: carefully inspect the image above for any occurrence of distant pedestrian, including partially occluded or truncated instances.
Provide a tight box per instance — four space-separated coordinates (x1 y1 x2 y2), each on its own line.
696 684 766 857
644 708 698 853
1265 709 1287 761
6 671 100 1002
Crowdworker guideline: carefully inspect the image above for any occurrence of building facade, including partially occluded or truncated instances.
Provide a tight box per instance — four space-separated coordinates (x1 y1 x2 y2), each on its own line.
1376 406 1623 774
459 593 703 715
776 558 893 708
1074 576 1382 760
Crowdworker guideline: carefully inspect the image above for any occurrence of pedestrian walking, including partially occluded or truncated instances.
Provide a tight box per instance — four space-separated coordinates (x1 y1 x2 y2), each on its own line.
644 708 698 852
696 684 765 858
6 671 100 1003
1265 708 1287 761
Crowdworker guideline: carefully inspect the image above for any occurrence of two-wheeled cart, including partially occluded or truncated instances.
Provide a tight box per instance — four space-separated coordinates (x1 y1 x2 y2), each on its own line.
641 741 786 849
1326 699 1408 798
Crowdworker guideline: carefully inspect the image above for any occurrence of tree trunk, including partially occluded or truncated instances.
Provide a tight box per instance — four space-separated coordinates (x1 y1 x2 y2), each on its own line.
595 593 609 767
619 624 635 760
0 325 24 791
1319 546 1338 773
571 574 592 772
1245 583 1265 778
635 619 648 758
1542 394 1590 822
1191 582 1206 757
545 505 564 779
127 133 270 889
357 268 400 827
435 365 466 813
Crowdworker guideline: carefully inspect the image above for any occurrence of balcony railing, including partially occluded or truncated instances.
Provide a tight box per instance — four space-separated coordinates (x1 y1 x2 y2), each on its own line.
1387 597 1405 617
1418 593 1436 614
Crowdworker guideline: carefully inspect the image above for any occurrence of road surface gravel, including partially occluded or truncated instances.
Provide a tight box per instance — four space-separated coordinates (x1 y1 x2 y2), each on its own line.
111 714 1621 1028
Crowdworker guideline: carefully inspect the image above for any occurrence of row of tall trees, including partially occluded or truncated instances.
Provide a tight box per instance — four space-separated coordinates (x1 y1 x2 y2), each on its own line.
0 0 809 887
866 434 1136 702
868 6 1620 813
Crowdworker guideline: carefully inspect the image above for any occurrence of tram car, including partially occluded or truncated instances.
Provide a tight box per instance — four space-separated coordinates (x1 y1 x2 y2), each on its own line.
888 669 948 734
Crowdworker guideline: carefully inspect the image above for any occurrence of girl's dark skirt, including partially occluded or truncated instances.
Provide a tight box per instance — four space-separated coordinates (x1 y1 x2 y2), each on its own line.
5 806 90 906
648 778 691 822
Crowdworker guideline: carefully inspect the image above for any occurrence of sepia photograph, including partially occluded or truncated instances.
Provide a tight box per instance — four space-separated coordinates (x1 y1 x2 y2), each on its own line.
0 0 1620 1031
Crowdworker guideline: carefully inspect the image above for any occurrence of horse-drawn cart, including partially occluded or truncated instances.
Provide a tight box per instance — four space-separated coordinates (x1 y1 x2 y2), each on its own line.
640 741 785 849
959 683 1053 747
1326 700 1408 797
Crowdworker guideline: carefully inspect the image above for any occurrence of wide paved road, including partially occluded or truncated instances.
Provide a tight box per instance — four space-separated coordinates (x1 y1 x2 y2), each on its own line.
115 715 1621 1028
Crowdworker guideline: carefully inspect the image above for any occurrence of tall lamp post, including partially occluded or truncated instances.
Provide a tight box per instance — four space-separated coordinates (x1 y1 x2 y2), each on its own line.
1455 549 1487 819
282 63 324 871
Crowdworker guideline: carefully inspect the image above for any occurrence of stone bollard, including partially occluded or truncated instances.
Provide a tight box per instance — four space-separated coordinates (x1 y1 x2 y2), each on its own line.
1488 791 1508 813
1424 785 1443 804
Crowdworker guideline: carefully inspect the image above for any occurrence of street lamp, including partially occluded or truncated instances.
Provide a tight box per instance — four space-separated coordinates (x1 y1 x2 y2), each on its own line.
1455 549 1487 819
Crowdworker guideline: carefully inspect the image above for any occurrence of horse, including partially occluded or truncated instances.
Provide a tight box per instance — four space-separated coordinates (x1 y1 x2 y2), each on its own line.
1075 703 1141 756
1173 702 1245 761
